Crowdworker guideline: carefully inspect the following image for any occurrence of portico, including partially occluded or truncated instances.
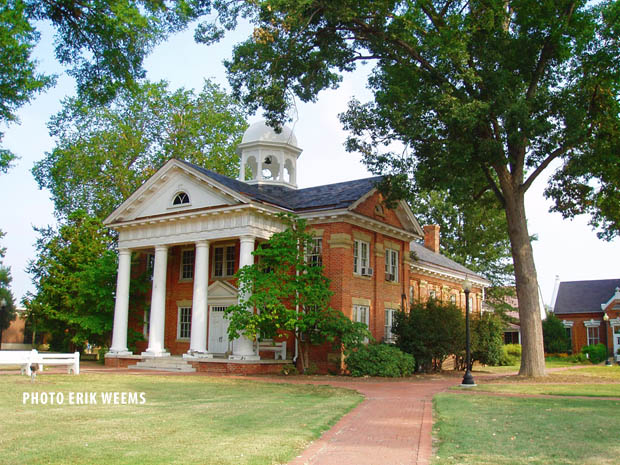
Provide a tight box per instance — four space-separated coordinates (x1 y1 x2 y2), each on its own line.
104 159 287 362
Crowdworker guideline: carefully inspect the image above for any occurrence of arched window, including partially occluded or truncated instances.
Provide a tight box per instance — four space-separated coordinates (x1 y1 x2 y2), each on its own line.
173 192 190 206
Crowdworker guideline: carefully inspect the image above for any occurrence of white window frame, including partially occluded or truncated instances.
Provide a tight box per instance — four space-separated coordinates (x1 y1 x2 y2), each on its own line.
353 304 370 343
213 245 236 278
306 237 323 267
180 248 195 281
146 253 155 281
171 191 191 207
587 326 600 346
384 308 397 343
385 248 399 282
353 240 370 275
177 306 192 340
143 310 150 338
429 290 437 299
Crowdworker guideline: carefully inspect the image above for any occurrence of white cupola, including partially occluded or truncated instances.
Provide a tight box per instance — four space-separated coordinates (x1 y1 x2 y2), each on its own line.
237 120 302 189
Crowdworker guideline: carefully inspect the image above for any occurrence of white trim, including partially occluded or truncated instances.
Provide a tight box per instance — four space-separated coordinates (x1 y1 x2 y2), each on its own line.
104 159 252 225
411 262 491 288
179 247 195 281
177 306 192 340
584 319 601 328
601 287 620 310
353 239 370 275
213 244 236 278
562 320 574 328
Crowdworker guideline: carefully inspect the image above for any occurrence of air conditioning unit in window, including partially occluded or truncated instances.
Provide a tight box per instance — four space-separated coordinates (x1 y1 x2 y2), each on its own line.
361 267 374 277
386 273 395 282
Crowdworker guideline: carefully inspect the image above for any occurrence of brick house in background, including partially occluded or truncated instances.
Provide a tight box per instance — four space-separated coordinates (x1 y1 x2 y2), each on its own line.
553 279 620 357
1 307 32 350
104 121 490 374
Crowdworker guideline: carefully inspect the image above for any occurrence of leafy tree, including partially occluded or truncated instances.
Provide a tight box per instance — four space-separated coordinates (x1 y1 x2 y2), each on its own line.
226 214 370 373
25 211 133 349
0 0 210 158
33 80 247 219
393 299 464 372
200 0 620 377
0 231 17 346
542 313 571 354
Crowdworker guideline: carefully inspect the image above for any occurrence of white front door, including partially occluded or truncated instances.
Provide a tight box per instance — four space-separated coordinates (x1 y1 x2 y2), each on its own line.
208 305 230 354
613 327 620 359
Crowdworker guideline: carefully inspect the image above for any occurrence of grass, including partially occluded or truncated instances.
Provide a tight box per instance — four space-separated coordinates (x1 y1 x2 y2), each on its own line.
0 373 362 465
433 393 620 465
475 357 590 375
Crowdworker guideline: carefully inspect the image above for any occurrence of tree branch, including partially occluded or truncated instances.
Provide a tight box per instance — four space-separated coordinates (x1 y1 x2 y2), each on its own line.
521 145 571 193
482 165 506 207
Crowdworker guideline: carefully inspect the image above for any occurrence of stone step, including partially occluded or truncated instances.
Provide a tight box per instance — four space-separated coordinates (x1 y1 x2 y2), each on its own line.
132 357 196 372
133 365 196 372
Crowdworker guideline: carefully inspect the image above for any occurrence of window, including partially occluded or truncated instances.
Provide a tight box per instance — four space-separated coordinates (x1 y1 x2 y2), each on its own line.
384 308 397 343
450 294 457 305
146 253 155 280
353 240 370 275
587 326 600 346
177 307 192 339
143 310 150 338
429 290 437 299
385 248 398 282
565 327 572 345
214 245 236 277
306 237 323 267
180 249 195 280
173 192 190 205
353 304 370 342
504 331 519 344
468 296 474 311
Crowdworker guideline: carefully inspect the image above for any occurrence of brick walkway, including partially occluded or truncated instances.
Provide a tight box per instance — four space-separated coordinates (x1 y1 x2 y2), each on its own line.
281 376 460 465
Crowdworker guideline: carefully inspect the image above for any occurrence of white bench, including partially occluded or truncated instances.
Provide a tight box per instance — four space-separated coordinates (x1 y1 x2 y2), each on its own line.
258 341 287 360
0 350 41 375
34 352 80 374
0 350 79 375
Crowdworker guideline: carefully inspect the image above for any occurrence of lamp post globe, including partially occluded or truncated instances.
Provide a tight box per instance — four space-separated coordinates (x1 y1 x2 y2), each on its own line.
461 278 476 387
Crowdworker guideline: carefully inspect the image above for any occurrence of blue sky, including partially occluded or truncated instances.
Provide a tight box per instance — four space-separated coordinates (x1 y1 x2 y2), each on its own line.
0 19 618 307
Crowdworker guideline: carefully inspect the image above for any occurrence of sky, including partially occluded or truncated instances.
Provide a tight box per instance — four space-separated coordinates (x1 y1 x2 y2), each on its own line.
0 19 618 308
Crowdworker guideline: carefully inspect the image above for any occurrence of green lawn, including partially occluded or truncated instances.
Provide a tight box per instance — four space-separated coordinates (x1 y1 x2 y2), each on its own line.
433 393 620 465
475 358 585 375
1 373 362 465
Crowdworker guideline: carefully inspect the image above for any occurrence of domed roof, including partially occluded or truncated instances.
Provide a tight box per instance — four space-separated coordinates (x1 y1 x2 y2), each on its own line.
241 120 298 147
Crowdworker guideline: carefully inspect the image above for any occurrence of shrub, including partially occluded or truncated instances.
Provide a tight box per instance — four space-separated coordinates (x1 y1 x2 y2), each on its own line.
581 343 607 364
571 353 589 364
471 312 505 366
499 344 521 366
393 300 464 372
345 343 415 377
542 313 571 353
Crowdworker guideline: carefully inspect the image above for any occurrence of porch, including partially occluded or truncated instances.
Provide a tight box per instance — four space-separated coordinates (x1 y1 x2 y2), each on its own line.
105 354 293 375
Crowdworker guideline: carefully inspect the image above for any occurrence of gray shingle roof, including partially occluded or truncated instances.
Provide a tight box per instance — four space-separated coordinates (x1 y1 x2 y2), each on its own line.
553 279 620 315
180 159 383 211
410 241 489 283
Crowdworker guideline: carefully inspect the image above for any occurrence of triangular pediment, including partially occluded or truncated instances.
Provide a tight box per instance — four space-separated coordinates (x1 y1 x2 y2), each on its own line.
104 159 250 225
208 281 238 299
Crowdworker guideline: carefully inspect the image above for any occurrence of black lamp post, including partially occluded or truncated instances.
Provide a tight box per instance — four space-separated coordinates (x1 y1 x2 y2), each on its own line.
461 278 476 387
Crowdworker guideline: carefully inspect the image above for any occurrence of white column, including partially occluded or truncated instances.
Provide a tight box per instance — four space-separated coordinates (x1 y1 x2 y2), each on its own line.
109 249 132 355
185 240 211 358
143 245 170 357
231 235 260 360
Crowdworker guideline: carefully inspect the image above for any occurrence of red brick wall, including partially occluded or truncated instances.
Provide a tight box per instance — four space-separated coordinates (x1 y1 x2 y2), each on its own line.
556 312 610 354
353 191 405 229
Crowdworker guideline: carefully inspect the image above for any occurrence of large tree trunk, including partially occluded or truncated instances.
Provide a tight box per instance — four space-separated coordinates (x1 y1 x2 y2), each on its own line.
503 185 546 377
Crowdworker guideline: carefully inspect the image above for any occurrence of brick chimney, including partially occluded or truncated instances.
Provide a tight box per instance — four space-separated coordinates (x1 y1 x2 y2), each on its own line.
423 225 440 253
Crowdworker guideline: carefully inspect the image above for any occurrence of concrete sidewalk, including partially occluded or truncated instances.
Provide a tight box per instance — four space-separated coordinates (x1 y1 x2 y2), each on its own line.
283 377 460 465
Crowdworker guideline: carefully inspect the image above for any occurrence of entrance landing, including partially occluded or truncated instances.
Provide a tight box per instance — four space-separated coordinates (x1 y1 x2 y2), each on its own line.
105 354 293 375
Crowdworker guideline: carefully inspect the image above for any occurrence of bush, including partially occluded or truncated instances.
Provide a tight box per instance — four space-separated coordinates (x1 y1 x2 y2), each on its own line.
571 353 589 364
542 313 571 353
499 344 521 366
581 343 607 364
345 343 415 377
393 300 464 372
471 312 505 366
